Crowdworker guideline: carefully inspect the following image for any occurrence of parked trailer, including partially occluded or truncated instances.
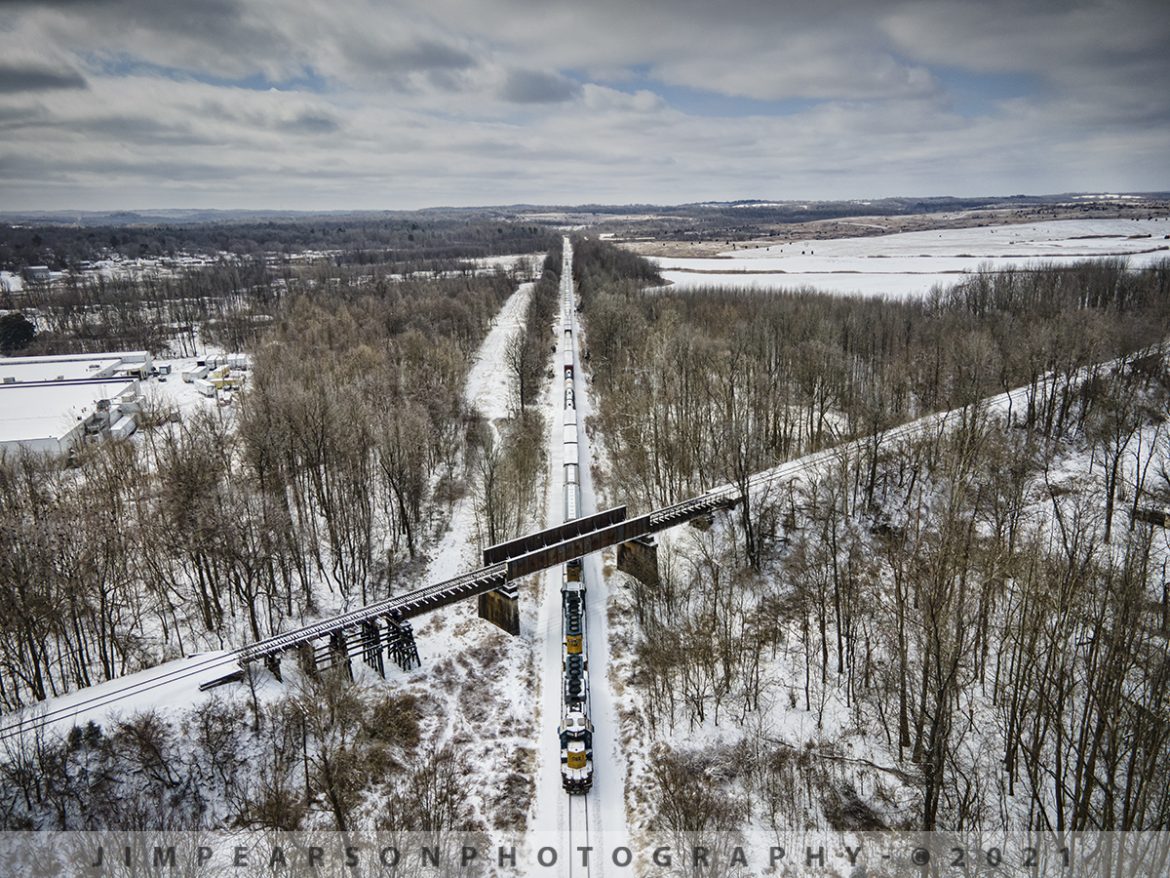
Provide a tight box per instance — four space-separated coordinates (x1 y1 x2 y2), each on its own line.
109 414 137 440
182 365 209 383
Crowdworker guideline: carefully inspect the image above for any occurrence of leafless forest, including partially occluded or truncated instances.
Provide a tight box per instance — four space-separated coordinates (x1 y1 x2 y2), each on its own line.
2 224 1169 838
0 235 562 833
573 240 1170 833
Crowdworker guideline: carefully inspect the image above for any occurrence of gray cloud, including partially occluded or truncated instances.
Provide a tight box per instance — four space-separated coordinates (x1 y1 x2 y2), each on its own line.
384 40 477 73
0 0 1165 209
0 63 86 92
0 151 257 183
71 115 221 146
0 0 114 5
24 0 297 82
340 35 479 86
501 69 582 103
282 112 341 135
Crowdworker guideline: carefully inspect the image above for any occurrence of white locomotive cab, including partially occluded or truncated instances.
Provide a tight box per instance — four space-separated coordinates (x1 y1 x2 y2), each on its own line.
559 711 593 747
559 711 594 794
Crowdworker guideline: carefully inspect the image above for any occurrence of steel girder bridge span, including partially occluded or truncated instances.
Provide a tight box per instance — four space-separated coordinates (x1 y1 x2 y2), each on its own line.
203 488 742 689
209 381 1006 689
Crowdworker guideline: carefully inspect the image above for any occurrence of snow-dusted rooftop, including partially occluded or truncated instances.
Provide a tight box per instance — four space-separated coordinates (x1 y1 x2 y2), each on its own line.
0 380 137 444
0 352 150 451
0 351 149 384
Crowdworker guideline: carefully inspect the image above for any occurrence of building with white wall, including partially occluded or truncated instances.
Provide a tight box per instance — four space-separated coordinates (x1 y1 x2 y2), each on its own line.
0 352 149 457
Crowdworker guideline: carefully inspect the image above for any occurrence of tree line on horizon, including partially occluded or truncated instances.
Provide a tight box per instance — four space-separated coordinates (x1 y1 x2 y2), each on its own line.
0 217 556 270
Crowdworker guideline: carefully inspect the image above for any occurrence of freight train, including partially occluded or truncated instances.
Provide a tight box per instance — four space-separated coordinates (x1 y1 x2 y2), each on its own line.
558 241 594 795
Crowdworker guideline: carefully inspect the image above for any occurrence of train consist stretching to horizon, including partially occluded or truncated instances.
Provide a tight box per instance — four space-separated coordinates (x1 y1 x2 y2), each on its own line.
558 239 594 795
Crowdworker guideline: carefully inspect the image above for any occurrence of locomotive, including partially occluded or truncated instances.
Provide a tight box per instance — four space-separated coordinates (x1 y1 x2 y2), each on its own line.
558 240 594 795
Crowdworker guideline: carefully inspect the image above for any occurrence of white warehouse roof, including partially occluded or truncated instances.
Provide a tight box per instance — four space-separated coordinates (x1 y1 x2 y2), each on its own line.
0 352 150 384
0 381 137 447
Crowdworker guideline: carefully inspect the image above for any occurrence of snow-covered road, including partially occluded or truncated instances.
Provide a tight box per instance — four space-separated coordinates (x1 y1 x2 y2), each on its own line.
419 280 533 588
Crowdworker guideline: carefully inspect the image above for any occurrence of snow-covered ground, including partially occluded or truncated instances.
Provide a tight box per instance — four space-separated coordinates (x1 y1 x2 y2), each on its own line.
651 218 1170 297
465 283 533 439
137 354 249 418
0 651 248 744
0 284 537 768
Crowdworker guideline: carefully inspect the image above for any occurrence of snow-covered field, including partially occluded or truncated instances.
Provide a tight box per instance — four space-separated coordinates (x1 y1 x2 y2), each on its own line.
474 254 543 275
651 219 1170 298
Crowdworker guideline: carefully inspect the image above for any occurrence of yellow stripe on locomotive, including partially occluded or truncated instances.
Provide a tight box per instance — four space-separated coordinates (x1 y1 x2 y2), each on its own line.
565 633 583 654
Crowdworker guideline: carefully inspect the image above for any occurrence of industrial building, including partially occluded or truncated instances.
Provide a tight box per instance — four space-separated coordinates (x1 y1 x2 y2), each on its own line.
0 352 150 457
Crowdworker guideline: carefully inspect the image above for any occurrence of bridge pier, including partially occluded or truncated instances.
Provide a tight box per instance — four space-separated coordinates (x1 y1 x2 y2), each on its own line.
329 631 353 680
478 584 520 635
297 643 318 677
387 618 421 670
617 536 659 587
264 652 282 683
361 620 385 677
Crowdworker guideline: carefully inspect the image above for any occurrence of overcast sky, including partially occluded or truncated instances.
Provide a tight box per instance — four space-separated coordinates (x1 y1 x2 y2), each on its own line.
0 0 1167 210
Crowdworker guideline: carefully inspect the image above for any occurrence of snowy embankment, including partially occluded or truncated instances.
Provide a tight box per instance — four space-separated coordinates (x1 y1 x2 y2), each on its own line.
651 218 1170 297
423 278 534 579
0 651 239 743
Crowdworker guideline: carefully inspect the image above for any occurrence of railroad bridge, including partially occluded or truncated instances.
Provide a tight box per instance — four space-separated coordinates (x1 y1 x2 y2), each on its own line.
205 360 1055 690
204 489 740 689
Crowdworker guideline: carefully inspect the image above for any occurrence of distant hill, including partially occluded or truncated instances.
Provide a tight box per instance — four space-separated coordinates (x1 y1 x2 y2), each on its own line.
4 192 1168 228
